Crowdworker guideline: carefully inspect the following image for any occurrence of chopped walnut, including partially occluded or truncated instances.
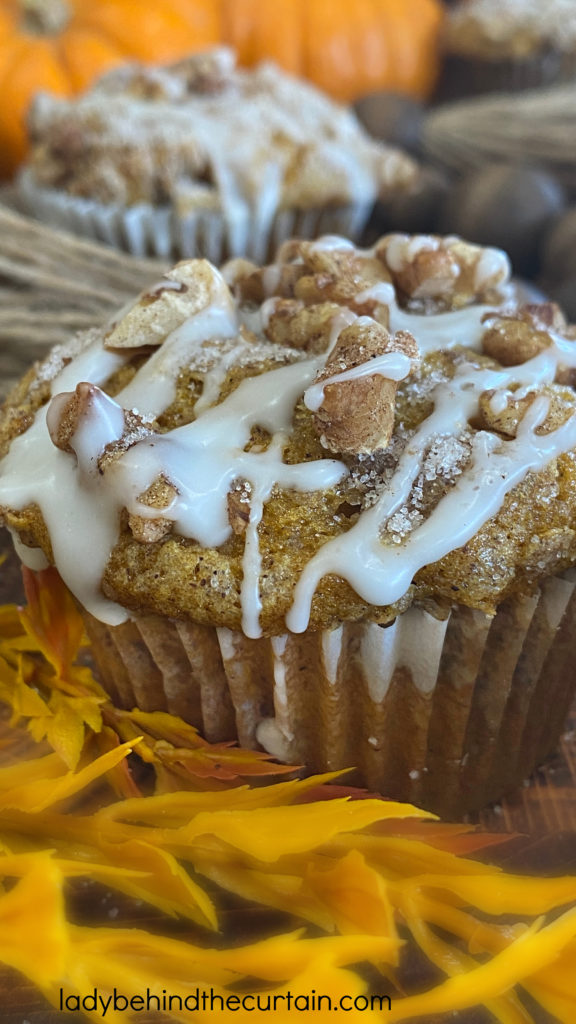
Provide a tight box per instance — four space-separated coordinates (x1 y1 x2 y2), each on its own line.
312 323 419 455
293 244 392 322
172 47 236 95
108 66 186 102
376 234 511 308
481 303 570 371
478 385 576 438
128 476 178 544
220 257 259 291
231 262 306 305
46 383 90 453
46 382 124 456
275 238 306 264
264 301 344 353
97 409 155 472
227 480 252 535
128 515 171 544
104 259 232 350
523 302 567 331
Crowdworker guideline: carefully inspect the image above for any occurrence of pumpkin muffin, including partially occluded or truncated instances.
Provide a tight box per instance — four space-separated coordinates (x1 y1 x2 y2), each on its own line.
18 48 417 263
438 0 576 99
2 232 576 817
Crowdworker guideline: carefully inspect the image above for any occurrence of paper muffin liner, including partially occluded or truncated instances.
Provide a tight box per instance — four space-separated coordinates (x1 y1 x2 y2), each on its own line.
436 50 576 102
82 573 576 817
17 169 373 265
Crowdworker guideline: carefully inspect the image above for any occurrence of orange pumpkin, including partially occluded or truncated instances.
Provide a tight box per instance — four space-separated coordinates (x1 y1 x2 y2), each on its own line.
222 0 443 105
0 0 220 177
0 0 443 179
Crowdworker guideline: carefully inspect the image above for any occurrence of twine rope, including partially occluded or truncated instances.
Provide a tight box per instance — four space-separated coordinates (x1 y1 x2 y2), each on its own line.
0 203 166 399
425 86 576 185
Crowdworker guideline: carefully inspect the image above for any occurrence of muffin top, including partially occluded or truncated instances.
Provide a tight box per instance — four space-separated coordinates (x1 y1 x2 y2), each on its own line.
446 0 576 58
2 233 576 638
24 48 416 216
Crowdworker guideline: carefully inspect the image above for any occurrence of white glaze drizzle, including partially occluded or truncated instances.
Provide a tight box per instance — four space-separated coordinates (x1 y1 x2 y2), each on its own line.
9 530 49 571
241 432 287 638
117 302 237 416
112 359 346 545
286 379 573 633
0 339 131 624
355 283 494 356
3 235 576 637
193 342 247 415
303 351 412 413
308 235 356 253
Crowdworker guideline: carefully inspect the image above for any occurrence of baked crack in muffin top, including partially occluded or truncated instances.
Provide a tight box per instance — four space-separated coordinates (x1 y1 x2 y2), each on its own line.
2 233 576 638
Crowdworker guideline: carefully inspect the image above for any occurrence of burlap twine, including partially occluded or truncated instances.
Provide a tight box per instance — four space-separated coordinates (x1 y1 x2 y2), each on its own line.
0 199 166 400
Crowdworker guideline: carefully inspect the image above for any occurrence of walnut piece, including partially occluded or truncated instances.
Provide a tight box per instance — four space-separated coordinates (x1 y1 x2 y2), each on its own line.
229 262 306 305
264 300 344 353
312 322 419 455
46 382 124 456
294 244 392 320
478 385 576 438
220 257 259 291
104 259 232 350
172 46 236 95
481 303 570 370
227 480 252 535
46 383 89 453
128 476 178 544
377 234 511 307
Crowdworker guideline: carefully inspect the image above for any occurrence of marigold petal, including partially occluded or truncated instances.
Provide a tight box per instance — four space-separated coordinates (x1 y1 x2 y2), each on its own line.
179 800 433 862
402 873 576 915
387 907 576 1021
0 740 138 811
0 855 68 989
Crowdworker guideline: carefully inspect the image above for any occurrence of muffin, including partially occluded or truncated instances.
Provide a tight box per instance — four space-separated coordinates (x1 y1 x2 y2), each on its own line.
2 232 576 817
438 0 576 100
18 48 417 264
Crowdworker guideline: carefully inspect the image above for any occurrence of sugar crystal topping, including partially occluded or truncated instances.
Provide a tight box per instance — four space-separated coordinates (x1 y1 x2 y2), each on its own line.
2 234 576 637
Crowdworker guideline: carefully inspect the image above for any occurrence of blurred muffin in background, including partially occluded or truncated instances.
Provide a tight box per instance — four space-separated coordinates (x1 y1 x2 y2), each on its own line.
438 0 576 99
18 48 418 264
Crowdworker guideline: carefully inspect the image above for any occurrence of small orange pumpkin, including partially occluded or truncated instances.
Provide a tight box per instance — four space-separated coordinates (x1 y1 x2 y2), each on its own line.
0 0 220 177
0 0 443 180
222 0 444 105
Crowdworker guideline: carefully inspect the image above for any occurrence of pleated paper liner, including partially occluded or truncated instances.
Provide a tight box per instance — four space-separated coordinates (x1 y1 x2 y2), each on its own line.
17 169 373 265
436 49 576 103
81 572 576 819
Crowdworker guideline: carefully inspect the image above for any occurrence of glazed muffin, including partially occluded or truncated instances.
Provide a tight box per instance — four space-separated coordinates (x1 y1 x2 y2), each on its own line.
2 232 576 817
438 0 576 99
18 48 417 263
